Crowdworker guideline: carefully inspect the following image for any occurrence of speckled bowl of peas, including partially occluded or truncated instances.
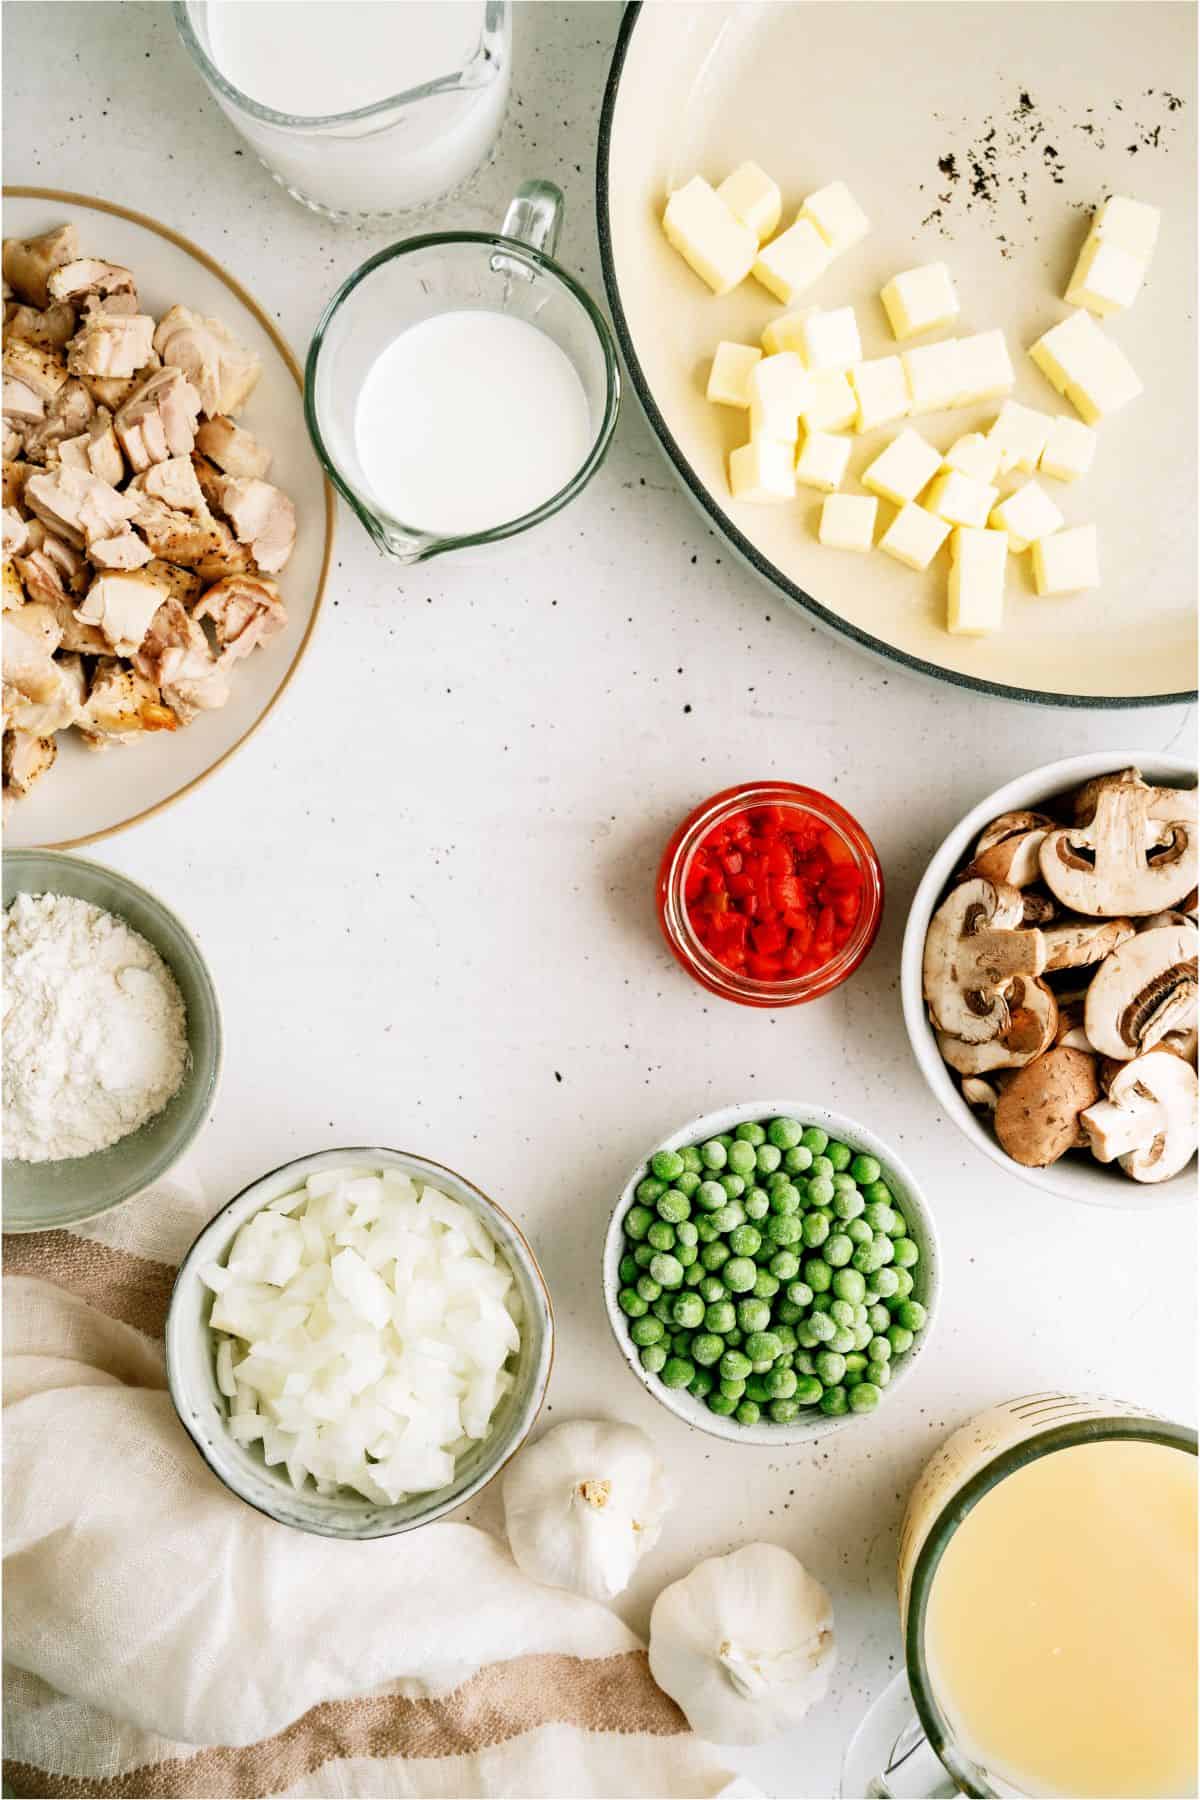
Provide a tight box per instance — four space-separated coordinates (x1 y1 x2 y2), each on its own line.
602 1102 940 1444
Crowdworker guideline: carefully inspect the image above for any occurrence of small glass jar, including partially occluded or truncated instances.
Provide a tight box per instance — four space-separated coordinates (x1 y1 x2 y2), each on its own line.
656 780 884 1008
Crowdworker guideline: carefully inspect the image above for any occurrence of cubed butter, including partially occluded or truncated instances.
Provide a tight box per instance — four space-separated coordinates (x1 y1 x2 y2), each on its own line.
801 368 858 432
729 436 796 502
902 339 964 413
988 479 1065 552
987 400 1053 474
1031 523 1100 594
798 305 863 371
1028 310 1143 423
748 352 808 442
818 492 878 550
956 329 1016 402
799 181 871 256
761 310 810 357
880 262 960 340
850 355 911 432
1093 195 1160 262
947 527 1008 635
717 161 782 243
1065 234 1146 316
862 427 942 505
1038 415 1097 483
926 469 998 529
707 341 763 408
795 429 853 493
944 433 1002 484
663 176 758 295
753 218 834 303
880 502 951 571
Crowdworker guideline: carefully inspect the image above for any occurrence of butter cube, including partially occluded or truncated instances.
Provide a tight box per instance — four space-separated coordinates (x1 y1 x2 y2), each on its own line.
819 493 878 550
801 369 858 432
1065 235 1146 316
987 401 1053 475
707 342 762 408
795 429 852 493
753 219 833 303
880 262 960 340
988 480 1064 552
718 161 782 243
748 352 808 442
798 306 863 371
1039 415 1097 483
663 176 757 295
851 356 911 432
1028 311 1142 423
956 330 1015 403
800 181 871 256
761 310 810 356
944 433 1002 484
729 436 796 502
903 340 964 413
926 469 998 529
1032 524 1100 594
863 428 941 505
1093 195 1160 262
880 502 951 571
947 527 1008 635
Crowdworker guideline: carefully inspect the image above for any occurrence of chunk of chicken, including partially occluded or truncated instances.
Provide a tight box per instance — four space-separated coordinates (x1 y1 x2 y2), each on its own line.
3 421 22 461
3 649 85 736
4 299 77 352
141 557 201 608
3 601 63 702
194 573 286 664
75 564 174 656
194 415 272 480
48 258 137 311
3 460 33 511
2 508 29 557
3 225 80 308
57 406 124 487
4 339 70 405
128 491 225 567
14 551 108 649
218 477 295 574
2 558 24 609
22 377 95 465
134 595 220 688
154 304 261 417
22 519 90 591
89 530 153 571
130 455 206 515
79 350 160 413
79 658 178 744
193 519 257 582
24 464 138 549
69 311 156 381
115 367 201 472
2 726 56 798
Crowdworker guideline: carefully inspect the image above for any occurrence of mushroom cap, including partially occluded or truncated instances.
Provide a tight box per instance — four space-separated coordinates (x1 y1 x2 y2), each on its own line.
1042 915 1135 973
938 976 1059 1074
1041 781 1197 918
923 878 1046 1044
1081 1049 1198 1183
970 812 1054 889
1084 925 1199 1061
1072 769 1198 827
994 1046 1101 1167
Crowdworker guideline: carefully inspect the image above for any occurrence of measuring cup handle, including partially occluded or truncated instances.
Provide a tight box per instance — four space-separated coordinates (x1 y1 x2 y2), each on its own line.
501 180 563 258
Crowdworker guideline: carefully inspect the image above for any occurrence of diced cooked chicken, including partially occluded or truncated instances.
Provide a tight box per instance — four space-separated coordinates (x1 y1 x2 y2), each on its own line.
3 460 33 511
194 415 272 480
2 726 56 797
47 257 137 311
89 529 153 571
134 595 217 687
68 311 156 381
24 464 138 549
74 564 174 656
128 491 225 567
22 519 90 591
141 557 201 608
79 658 178 744
2 507 29 557
3 377 45 425
193 519 257 582
3 648 86 736
4 339 70 405
3 421 22 461
2 558 23 609
4 299 78 352
3 601 63 702
57 406 124 487
218 477 295 574
2 225 80 308
130 454 206 515
13 552 108 650
193 573 286 664
115 367 201 471
78 352 160 413
22 377 95 465
154 304 261 417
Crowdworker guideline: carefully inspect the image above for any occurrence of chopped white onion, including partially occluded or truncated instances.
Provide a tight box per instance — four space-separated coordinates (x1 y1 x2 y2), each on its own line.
206 1167 521 1504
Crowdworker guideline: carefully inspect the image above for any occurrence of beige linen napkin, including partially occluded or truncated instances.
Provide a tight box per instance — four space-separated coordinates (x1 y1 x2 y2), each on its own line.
2 1180 736 1799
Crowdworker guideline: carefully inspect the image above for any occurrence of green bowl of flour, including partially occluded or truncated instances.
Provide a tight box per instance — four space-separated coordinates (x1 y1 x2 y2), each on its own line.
3 851 222 1234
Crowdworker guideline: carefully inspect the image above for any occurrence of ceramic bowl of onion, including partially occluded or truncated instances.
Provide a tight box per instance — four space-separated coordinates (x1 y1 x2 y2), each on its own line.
165 1148 554 1537
2 850 222 1233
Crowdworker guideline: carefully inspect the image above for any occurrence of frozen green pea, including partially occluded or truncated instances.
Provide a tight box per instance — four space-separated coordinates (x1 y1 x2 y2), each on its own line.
893 1238 920 1268
874 1237 895 1266
863 1179 892 1206
893 1268 915 1299
827 1141 853 1171
676 1242 698 1268
768 1398 798 1422
744 1330 782 1363
811 1292 832 1313
707 1390 737 1416
794 1349 817 1374
809 1311 836 1343
699 1275 726 1304
783 1145 815 1179
850 1153 881 1185
825 1233 853 1268
696 1180 726 1213
675 1219 699 1247
802 1212 830 1249
717 1133 735 1149
705 1300 736 1334
769 1183 801 1216
829 1298 855 1329
896 1299 926 1331
691 1331 724 1366
863 1201 897 1234
661 1356 695 1389
873 1267 900 1298
796 1321 821 1348
700 1241 730 1272
810 1155 834 1182
646 1220 675 1252
636 1176 667 1205
735 1120 766 1145
764 1365 798 1399
844 1366 864 1388
849 1381 881 1413
887 1323 915 1354
625 1203 654 1240
832 1171 859 1194
755 1142 783 1175
868 1303 890 1333
814 1350 846 1384
725 1327 744 1347
833 1188 865 1221
767 1116 803 1149
801 1126 829 1154
866 1360 891 1388
735 1400 761 1426
720 1349 752 1382
774 1322 798 1353
678 1145 704 1174
640 1343 668 1374
851 1241 884 1276
636 1274 662 1304
684 1262 705 1287
723 1257 757 1293
727 1139 757 1177
770 1249 800 1280
868 1335 892 1362
673 1292 705 1328
804 1258 833 1293
700 1139 727 1170
618 1287 648 1318
719 1173 746 1200
633 1243 655 1269
766 1213 803 1247
829 1328 856 1355
850 1323 872 1350
711 1202 745 1233
807 1177 835 1207
776 1299 804 1325
786 1280 814 1309
729 1224 761 1257
618 1255 638 1284
753 1270 780 1300
650 1252 683 1288
744 1188 770 1221
652 1296 674 1322
831 1265 865 1304
670 1329 693 1355
844 1350 868 1372
689 1368 714 1399
657 1190 691 1225
695 1218 719 1245
744 1375 770 1403
737 1297 771 1334
651 1149 685 1183
795 1375 823 1405
819 1384 848 1416
719 1376 746 1400
847 1218 873 1245
675 1170 701 1198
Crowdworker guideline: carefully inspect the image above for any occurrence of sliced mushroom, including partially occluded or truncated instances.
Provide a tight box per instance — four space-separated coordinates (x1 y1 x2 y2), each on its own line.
938 975 1058 1074
961 1074 1012 1113
1021 891 1058 926
923 878 1047 1044
1040 780 1198 917
1042 915 1135 973
994 1047 1101 1167
969 811 1053 888
1080 1049 1198 1183
1073 767 1198 828
1053 998 1095 1054
1084 925 1198 1061
1138 910 1198 935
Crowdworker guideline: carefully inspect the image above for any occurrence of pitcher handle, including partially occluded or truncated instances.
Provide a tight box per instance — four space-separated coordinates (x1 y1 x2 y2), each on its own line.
840 1670 960 1799
500 179 563 258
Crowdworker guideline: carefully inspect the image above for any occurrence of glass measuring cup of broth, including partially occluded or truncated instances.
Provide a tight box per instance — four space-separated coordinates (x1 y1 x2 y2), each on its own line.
841 1394 1198 1800
305 181 620 563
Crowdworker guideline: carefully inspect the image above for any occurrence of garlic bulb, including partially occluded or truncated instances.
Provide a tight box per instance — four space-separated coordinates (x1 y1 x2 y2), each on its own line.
648 1542 835 1744
501 1419 673 1601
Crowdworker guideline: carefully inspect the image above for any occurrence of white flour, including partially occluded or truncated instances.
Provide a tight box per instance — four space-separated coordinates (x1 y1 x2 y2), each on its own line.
3 892 189 1164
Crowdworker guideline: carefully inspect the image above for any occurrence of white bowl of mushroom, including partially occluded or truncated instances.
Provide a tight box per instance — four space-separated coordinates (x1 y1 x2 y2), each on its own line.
901 753 1197 1207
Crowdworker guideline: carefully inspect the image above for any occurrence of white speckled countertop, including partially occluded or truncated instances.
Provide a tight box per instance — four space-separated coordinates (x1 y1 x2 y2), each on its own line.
3 5 1195 1794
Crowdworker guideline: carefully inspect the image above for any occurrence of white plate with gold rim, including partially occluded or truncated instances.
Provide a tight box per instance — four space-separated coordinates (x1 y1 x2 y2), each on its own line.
4 189 335 849
597 2 1197 707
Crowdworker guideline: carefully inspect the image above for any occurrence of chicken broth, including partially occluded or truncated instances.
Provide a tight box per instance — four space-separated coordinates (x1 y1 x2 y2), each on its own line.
353 311 593 538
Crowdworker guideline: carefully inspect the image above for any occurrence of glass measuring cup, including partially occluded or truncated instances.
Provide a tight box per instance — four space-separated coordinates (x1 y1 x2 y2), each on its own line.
172 1 511 220
304 181 620 563
840 1393 1198 1799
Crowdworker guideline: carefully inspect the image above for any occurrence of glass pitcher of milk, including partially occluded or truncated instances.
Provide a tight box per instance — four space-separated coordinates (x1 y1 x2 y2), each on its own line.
305 180 620 562
841 1393 1198 1800
173 2 510 219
